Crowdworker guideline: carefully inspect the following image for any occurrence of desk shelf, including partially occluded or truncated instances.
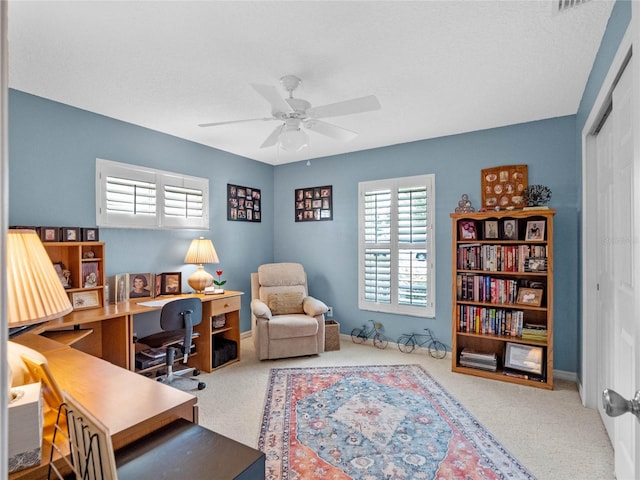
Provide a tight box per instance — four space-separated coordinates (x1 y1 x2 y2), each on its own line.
43 242 106 311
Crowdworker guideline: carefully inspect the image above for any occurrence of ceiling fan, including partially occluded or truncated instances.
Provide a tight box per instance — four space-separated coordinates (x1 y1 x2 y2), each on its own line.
198 75 381 152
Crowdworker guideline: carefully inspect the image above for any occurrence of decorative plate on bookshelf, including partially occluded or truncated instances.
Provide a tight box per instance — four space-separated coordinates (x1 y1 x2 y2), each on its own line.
481 164 528 210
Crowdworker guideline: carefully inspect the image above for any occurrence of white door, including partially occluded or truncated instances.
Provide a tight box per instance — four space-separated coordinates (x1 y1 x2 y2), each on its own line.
595 109 615 440
606 58 637 480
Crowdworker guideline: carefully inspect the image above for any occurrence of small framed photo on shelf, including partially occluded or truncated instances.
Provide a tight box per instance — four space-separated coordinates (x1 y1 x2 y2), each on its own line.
81 227 99 241
504 342 544 376
158 272 182 295
71 290 100 309
525 220 545 241
502 219 518 240
62 227 80 242
484 220 499 239
39 226 60 242
516 287 543 307
524 257 548 272
82 262 100 288
458 220 477 240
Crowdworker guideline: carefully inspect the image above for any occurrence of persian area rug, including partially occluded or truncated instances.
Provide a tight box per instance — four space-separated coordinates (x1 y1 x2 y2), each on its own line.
259 365 534 480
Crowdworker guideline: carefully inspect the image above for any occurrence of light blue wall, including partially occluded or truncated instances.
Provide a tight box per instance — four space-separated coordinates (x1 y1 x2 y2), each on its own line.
8 90 275 332
274 117 579 371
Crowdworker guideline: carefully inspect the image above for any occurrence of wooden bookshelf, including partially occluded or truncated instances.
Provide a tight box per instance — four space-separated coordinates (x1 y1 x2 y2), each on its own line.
451 209 554 389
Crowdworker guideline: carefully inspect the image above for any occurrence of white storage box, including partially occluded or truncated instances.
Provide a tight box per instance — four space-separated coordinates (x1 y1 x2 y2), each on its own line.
8 382 43 473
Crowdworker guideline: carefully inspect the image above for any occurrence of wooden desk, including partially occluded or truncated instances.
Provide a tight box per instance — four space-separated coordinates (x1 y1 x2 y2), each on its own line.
35 291 243 373
9 337 198 480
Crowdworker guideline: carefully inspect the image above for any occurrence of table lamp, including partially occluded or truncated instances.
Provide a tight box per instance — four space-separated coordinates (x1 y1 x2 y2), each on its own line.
184 237 219 293
7 230 73 396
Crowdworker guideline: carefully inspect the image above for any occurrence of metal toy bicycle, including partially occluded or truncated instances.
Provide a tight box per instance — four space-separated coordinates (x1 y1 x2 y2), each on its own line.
351 319 389 349
396 328 447 358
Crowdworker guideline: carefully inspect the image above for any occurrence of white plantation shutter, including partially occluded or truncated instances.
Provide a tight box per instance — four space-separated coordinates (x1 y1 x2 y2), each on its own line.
161 174 208 229
96 159 209 230
359 175 435 317
106 177 157 215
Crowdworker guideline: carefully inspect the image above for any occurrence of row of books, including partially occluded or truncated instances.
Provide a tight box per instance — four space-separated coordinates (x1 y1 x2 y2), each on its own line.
457 273 520 304
521 324 548 341
459 348 497 371
457 305 525 337
457 244 548 272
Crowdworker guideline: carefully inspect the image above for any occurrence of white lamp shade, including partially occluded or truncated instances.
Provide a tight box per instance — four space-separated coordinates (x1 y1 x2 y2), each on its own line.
7 230 73 327
184 237 219 265
184 237 219 293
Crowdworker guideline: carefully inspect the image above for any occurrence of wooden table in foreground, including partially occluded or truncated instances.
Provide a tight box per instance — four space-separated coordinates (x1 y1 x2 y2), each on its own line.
9 335 198 480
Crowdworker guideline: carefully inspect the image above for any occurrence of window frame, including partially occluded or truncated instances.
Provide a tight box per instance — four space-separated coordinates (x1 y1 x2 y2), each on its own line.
95 158 209 230
358 174 436 318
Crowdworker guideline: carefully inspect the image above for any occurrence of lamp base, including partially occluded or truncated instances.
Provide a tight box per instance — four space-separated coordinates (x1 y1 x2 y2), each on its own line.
187 265 214 293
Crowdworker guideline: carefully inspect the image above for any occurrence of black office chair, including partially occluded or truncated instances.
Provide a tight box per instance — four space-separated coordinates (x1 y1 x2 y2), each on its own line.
138 297 206 391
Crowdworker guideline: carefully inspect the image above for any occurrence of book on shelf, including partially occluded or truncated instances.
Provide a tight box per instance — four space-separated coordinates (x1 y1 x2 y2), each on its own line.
139 346 167 359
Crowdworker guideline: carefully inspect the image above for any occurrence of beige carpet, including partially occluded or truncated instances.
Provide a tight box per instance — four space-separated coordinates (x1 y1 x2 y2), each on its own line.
193 336 613 480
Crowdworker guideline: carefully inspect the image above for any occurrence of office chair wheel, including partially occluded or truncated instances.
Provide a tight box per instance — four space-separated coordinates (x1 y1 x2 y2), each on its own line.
193 369 201 376
198 382 206 390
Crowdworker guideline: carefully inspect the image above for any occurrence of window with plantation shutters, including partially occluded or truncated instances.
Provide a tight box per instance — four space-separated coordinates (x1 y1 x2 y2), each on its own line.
358 175 435 317
96 159 209 230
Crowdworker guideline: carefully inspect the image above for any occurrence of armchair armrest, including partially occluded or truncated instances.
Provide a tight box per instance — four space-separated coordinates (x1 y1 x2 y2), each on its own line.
251 299 272 320
303 296 328 317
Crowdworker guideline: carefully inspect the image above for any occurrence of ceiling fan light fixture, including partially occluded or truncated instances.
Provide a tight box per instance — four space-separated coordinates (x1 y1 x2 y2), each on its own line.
279 126 308 152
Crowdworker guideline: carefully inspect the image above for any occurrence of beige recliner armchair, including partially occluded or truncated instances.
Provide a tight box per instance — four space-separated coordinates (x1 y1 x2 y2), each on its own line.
251 262 328 360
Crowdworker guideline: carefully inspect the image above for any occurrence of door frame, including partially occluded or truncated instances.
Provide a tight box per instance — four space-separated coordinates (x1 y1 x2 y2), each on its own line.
581 21 634 409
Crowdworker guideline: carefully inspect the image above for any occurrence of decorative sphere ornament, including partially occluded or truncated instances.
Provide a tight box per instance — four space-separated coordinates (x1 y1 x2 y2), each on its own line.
523 185 552 207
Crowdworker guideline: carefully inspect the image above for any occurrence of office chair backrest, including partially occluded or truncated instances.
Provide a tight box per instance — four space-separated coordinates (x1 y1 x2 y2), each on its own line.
61 391 118 480
159 298 203 363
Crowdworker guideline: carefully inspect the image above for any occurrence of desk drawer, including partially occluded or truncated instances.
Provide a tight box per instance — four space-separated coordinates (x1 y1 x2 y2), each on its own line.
210 296 241 316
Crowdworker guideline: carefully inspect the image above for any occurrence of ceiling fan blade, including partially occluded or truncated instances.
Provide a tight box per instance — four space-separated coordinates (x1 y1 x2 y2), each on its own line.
260 124 285 149
198 117 273 128
304 119 358 142
250 83 294 115
306 95 381 119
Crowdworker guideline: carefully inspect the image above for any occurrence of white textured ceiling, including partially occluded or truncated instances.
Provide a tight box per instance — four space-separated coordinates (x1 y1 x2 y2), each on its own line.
8 1 615 165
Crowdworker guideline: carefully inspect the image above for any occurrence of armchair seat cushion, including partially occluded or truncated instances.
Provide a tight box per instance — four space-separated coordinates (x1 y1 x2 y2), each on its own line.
268 315 319 340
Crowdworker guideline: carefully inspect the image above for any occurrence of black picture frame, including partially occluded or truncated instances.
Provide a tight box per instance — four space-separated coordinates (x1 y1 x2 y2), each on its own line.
483 220 499 239
295 185 333 222
501 219 518 240
504 342 544 376
159 272 182 295
227 183 261 222
81 227 99 242
62 227 80 242
39 226 60 242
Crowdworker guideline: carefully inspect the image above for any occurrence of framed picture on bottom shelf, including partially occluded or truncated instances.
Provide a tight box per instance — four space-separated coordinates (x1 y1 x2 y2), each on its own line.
71 290 100 309
504 342 544 377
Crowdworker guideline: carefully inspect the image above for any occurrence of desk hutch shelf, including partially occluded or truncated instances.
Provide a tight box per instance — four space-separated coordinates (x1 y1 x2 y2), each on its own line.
43 241 106 310
451 209 555 390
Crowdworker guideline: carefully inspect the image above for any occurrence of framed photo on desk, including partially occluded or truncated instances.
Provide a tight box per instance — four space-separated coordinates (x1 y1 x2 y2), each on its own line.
159 272 182 295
